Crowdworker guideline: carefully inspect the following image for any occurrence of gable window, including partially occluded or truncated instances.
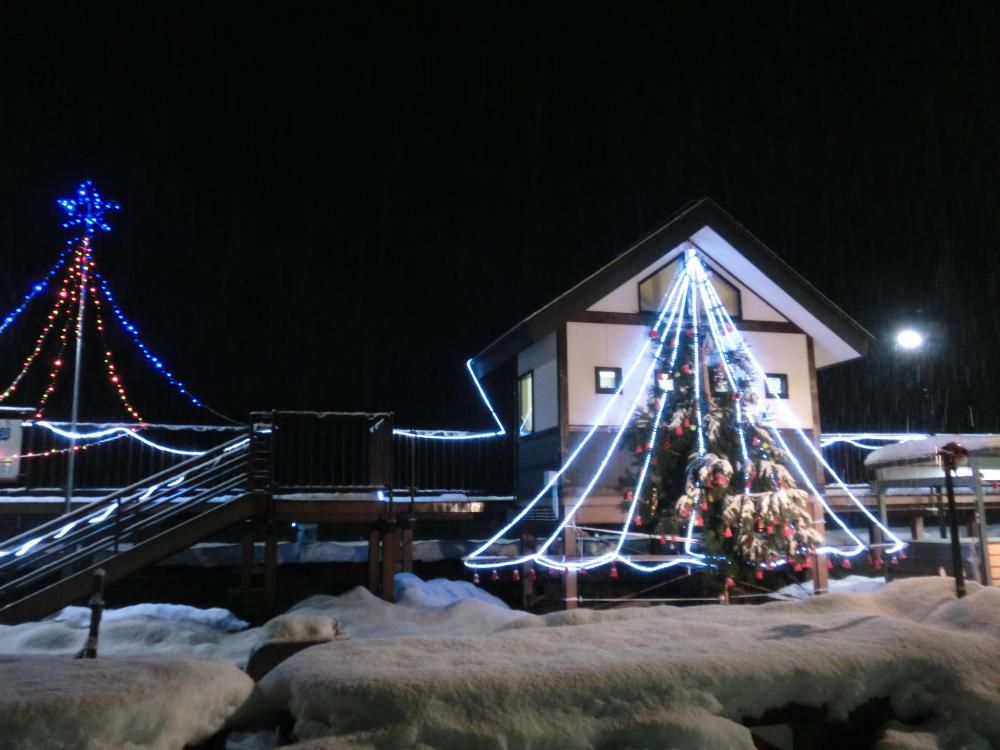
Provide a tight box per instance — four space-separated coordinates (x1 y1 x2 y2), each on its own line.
638 258 741 318
594 367 622 394
518 371 534 436
764 373 789 399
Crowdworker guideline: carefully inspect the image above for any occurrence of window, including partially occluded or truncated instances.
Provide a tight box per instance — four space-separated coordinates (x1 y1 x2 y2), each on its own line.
638 258 741 318
518 371 534 435
594 367 622 394
764 373 789 399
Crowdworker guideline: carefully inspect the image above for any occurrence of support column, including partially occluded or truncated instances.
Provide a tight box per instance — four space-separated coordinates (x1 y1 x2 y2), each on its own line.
910 514 924 541
971 458 992 585
563 526 578 609
805 336 828 594
240 525 254 591
401 526 413 573
367 527 382 595
381 525 399 603
263 526 277 614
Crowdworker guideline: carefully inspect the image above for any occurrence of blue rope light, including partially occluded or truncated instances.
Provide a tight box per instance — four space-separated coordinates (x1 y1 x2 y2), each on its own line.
0 249 72 337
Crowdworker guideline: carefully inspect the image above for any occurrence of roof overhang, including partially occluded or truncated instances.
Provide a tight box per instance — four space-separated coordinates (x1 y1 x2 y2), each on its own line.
473 199 874 377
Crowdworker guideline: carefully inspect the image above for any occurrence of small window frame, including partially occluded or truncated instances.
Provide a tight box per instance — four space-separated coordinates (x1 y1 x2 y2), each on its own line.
594 366 623 395
764 373 789 399
637 257 743 319
518 371 535 436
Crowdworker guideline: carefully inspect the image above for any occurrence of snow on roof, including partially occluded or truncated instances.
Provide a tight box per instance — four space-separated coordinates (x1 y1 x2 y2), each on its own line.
866 434 1000 469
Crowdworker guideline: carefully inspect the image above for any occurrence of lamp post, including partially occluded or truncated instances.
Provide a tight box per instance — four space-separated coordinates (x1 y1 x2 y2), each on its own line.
56 181 120 514
939 441 968 599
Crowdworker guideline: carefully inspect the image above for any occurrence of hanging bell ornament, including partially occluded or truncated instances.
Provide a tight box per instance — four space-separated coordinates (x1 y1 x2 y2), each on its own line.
609 565 619 579
472 573 480 585
512 569 520 582
491 569 499 581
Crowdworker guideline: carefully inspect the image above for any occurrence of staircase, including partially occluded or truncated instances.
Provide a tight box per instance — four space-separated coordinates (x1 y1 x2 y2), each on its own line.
0 432 263 624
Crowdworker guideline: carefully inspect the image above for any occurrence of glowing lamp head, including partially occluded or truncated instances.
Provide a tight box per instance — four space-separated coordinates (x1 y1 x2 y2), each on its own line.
895 329 923 350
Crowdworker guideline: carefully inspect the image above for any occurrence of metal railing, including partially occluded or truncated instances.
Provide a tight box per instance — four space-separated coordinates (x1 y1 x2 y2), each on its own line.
0 434 251 607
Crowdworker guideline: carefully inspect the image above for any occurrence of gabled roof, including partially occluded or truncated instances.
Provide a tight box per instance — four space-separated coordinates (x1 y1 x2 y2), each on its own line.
472 198 874 376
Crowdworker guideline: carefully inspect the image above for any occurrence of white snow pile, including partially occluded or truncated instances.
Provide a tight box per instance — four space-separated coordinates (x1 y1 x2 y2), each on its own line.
776 574 887 599
255 578 1000 749
0 601 259 663
0 654 253 750
52 601 248 631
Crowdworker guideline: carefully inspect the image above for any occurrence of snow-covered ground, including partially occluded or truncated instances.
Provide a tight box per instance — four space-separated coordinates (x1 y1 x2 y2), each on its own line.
3 575 1000 749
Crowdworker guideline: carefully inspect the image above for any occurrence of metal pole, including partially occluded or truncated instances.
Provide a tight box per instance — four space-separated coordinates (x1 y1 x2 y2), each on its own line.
941 443 967 598
64 240 90 514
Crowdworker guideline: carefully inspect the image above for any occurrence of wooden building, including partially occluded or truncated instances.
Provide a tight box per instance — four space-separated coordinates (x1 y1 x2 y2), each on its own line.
472 199 874 525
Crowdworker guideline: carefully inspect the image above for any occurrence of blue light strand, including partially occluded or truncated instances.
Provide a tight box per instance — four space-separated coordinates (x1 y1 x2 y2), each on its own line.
0 249 72 338
94 272 236 424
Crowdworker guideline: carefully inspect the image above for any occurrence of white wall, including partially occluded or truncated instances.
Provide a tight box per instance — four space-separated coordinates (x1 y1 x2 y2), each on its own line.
587 246 787 323
517 331 559 433
566 322 649 427
565 323 814 430
741 331 813 429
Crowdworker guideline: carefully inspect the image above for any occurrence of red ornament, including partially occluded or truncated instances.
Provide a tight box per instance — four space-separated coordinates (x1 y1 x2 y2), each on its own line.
659 534 667 545
725 577 735 588
635 445 644 454
674 426 683 436
579 566 587 576
683 417 690 428
783 525 794 538
723 527 733 539
491 569 499 581
634 515 642 527
841 558 852 570
624 490 633 501
512 569 521 582
899 551 907 560
529 569 537 580
609 565 619 579
716 475 727 487
682 364 692 375
792 562 803 572
699 501 708 511
755 569 764 580
650 330 660 339
751 437 761 447
686 327 695 338
825 557 834 570
873 556 883 570
766 524 774 534
695 516 704 527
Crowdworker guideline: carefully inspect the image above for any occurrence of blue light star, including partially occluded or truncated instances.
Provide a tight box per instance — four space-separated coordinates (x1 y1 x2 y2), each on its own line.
57 180 120 233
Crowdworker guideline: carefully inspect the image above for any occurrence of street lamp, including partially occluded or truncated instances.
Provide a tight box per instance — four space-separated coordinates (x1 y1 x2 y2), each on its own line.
895 328 924 351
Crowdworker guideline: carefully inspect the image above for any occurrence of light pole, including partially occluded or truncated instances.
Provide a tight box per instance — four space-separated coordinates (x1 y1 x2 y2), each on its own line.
56 181 120 514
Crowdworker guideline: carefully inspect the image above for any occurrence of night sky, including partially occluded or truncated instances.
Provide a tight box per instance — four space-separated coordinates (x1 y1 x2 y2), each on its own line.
1 4 998 434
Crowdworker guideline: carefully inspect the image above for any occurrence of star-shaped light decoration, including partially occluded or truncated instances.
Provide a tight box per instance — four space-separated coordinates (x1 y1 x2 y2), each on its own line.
57 179 120 233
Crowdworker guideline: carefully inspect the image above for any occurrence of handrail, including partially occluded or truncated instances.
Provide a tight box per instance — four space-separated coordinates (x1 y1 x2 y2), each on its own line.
0 446 248 574
0 448 249 578
0 432 249 551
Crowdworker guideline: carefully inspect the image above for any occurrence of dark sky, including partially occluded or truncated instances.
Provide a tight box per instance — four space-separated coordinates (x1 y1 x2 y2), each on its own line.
1 3 998 433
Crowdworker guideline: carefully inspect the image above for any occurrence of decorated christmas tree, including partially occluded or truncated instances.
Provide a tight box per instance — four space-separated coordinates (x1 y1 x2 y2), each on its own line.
620 250 823 580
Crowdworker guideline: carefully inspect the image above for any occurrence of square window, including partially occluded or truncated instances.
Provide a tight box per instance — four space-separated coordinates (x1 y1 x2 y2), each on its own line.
764 373 789 399
518 372 534 435
595 367 622 394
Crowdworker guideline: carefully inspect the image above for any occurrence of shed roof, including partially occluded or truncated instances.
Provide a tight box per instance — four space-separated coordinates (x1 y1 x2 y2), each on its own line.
472 198 874 376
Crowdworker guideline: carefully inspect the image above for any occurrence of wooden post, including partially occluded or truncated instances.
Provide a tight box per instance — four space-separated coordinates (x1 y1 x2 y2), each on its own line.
240 525 254 592
971 458 992 585
521 533 536 610
381 526 399 602
563 525 578 609
367 527 382 596
910 514 924 541
263 526 277 613
401 526 413 573
805 337 829 594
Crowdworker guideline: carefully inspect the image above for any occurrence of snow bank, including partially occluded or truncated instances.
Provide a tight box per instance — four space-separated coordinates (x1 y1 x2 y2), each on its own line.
776 574 887 599
0 654 253 750
257 578 1000 749
52 601 248 632
394 572 509 610
865 434 1000 467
